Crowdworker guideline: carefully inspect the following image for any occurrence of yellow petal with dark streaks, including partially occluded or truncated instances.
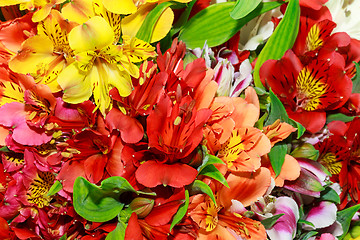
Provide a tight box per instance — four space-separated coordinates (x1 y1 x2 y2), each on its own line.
9 35 56 75
122 36 156 63
0 81 24 106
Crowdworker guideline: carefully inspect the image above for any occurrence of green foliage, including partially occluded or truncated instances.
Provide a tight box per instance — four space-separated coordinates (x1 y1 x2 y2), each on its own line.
105 221 127 240
320 187 340 204
337 204 360 239
46 180 63 196
261 213 284 229
352 61 360 93
230 0 262 19
268 142 287 177
190 180 217 206
170 190 189 231
178 1 283 48
253 0 300 89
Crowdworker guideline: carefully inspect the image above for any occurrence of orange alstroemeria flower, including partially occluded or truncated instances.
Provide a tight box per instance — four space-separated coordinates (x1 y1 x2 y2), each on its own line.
204 87 260 155
188 190 267 240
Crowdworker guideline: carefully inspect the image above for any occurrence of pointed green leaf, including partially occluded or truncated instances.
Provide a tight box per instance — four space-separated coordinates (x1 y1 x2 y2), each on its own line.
178 1 283 49
337 204 360 239
298 219 315 228
198 164 229 188
299 231 318 240
230 0 262 19
46 180 63 196
254 0 300 89
105 221 126 240
190 180 216 206
265 89 289 126
320 187 340 204
136 2 174 42
289 119 306 139
261 213 284 229
170 0 197 36
197 149 224 173
0 146 10 152
352 62 360 93
59 234 67 240
73 177 125 222
170 189 189 231
326 113 355 124
268 142 287 177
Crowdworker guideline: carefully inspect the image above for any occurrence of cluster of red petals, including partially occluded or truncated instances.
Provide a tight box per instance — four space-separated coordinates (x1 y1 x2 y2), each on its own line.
260 4 360 133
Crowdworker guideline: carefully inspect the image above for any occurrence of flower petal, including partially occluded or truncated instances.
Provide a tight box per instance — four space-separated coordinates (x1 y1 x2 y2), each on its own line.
68 16 114 52
303 201 337 230
135 161 198 188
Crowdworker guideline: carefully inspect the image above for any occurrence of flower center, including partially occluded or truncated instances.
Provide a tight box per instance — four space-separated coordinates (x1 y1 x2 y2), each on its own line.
319 152 342 174
27 172 55 208
296 67 329 111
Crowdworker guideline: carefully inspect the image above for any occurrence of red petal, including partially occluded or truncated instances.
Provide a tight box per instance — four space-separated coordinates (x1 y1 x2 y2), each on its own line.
84 154 107 184
57 161 86 193
135 161 198 188
287 110 326 133
125 213 143 240
106 108 144 143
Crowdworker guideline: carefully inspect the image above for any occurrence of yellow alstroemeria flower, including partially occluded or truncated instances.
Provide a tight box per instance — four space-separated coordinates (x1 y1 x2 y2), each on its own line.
57 16 155 115
9 10 75 92
0 0 66 22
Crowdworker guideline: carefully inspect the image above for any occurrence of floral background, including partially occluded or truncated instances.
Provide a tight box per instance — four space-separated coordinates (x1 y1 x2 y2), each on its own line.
0 0 360 239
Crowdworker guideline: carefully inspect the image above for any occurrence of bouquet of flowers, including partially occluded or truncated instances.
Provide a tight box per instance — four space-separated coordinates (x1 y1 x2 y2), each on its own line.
1 0 360 239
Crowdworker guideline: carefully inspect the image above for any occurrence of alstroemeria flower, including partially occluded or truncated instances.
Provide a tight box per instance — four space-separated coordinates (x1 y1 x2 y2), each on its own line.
0 0 66 22
57 16 155 114
9 10 76 92
188 192 266 240
260 50 352 133
316 118 360 206
264 197 300 240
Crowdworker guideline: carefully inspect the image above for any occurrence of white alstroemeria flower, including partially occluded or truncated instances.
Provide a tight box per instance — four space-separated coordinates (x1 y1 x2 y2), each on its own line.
326 0 360 40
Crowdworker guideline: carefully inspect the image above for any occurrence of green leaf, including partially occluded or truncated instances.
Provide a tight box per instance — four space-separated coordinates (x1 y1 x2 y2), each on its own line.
0 146 10 152
230 0 262 19
170 189 189 231
46 180 62 196
178 1 283 49
298 219 315 228
337 204 360 240
320 187 340 204
261 214 284 229
352 61 360 93
197 150 224 173
289 119 306 139
136 2 174 42
105 221 127 240
299 231 318 240
265 90 289 126
198 164 229 188
253 0 300 89
190 180 216 205
73 177 125 222
170 0 197 36
326 113 355 124
268 142 287 177
59 234 67 240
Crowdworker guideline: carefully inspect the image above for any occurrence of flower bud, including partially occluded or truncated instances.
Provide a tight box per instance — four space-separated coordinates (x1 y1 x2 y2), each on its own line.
291 143 319 161
129 197 155 218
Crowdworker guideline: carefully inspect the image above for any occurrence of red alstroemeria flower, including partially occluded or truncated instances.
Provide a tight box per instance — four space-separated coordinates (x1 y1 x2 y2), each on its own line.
260 50 352 133
57 129 118 192
135 94 210 188
315 118 360 207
